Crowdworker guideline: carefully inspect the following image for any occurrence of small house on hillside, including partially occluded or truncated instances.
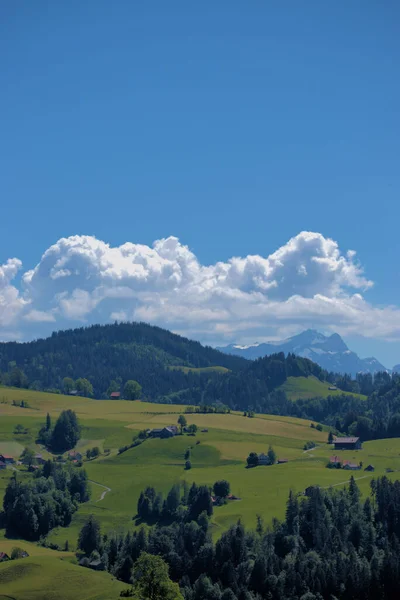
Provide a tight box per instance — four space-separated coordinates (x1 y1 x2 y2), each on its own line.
69 390 78 396
365 464 375 472
151 426 178 438
0 552 10 562
330 455 341 466
0 461 6 470
162 426 178 438
34 454 46 465
151 428 163 438
333 437 362 451
278 458 288 464
328 386 338 391
110 392 121 399
0 454 15 464
343 460 361 470
258 453 271 465
69 451 83 461
89 559 105 571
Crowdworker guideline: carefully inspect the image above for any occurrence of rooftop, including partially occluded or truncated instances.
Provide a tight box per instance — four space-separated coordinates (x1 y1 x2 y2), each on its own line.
330 456 341 463
334 437 360 444
343 460 359 467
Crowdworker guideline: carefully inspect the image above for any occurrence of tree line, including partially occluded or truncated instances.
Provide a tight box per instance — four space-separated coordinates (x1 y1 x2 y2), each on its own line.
2 461 90 540
293 374 400 442
76 476 400 599
0 321 337 409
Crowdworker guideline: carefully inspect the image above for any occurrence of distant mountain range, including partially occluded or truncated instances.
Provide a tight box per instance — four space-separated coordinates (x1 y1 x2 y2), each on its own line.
216 329 389 377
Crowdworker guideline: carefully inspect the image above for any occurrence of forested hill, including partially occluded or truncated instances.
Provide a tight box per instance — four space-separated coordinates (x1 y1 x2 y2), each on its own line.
0 321 331 409
0 322 246 401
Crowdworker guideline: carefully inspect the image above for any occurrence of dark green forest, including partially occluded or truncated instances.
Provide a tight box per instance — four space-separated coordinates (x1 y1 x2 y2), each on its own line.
0 321 246 401
0 322 333 408
78 476 400 600
2 322 400 441
3 462 90 540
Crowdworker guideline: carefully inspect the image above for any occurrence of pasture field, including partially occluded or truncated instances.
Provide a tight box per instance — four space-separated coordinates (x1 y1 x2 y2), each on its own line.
279 376 367 401
0 385 399 557
169 365 230 374
0 537 74 558
0 556 126 600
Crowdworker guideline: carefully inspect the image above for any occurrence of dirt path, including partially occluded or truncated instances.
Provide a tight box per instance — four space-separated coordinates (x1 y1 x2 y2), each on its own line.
323 474 374 489
89 479 112 502
303 446 317 454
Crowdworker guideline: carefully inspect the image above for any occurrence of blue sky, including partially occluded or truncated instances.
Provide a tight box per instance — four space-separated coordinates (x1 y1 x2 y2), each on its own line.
1 1 400 366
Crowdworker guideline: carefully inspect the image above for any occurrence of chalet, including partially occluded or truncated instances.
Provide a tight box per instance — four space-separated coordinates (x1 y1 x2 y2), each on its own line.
278 458 289 464
34 453 46 465
0 552 10 562
329 455 341 466
258 453 270 465
343 460 361 470
0 461 6 470
151 426 178 438
365 464 375 472
0 454 15 464
161 426 178 438
69 450 83 461
328 386 338 391
89 559 105 571
110 392 121 399
151 428 163 437
201 429 209 433
69 390 78 396
333 437 362 451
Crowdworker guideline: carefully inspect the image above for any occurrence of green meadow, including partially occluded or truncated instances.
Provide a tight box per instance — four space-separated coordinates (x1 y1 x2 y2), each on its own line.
0 385 399 559
0 556 126 600
169 365 231 374
279 375 367 401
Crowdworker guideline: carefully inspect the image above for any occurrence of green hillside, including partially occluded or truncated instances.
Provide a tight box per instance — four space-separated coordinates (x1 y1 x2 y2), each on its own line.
1 384 400 598
169 365 230 374
0 321 247 401
0 385 388 551
280 375 367 401
0 556 126 600
0 322 346 413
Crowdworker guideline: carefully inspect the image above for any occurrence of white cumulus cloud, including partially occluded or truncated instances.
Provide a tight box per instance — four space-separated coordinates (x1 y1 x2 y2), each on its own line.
1 231 399 345
0 258 28 328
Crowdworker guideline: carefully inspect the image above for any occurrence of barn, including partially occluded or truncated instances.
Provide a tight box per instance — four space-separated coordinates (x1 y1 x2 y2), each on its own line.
333 437 362 451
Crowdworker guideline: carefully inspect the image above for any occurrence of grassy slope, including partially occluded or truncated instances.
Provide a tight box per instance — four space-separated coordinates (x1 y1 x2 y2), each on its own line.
279 376 367 401
169 365 230 374
0 386 396 551
0 556 126 600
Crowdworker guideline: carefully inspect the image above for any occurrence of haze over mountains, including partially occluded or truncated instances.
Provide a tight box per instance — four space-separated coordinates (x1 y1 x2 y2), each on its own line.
217 329 390 376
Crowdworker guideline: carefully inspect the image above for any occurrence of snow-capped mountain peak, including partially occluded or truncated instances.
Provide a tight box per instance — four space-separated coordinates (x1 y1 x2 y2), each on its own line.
216 330 388 376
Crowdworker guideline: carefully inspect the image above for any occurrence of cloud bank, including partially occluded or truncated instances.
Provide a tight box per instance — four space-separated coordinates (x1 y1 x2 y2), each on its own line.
1 231 399 344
